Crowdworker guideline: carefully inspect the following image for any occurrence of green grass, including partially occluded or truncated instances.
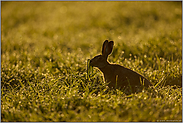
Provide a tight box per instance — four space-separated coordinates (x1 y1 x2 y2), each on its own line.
1 1 182 122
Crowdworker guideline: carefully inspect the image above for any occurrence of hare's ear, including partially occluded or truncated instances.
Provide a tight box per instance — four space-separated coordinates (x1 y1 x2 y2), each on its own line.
108 41 114 55
102 40 114 57
102 40 109 55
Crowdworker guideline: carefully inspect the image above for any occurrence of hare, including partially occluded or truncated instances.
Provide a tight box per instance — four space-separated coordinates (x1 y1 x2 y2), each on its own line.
89 40 152 92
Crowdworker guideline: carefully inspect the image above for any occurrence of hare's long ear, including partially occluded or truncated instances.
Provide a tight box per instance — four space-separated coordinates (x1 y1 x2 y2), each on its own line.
102 40 114 57
102 40 109 55
108 41 114 55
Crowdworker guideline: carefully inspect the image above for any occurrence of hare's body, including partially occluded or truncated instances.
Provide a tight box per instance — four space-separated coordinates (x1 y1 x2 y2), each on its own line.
90 40 152 91
98 63 151 89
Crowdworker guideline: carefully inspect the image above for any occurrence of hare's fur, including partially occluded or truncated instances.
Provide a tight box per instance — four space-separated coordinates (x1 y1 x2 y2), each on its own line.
90 40 152 91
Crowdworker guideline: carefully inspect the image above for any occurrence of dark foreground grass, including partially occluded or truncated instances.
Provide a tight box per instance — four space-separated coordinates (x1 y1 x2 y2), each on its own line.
1 1 182 122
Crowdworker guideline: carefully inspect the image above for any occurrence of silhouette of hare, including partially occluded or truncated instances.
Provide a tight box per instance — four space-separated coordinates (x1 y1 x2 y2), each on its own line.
90 40 152 92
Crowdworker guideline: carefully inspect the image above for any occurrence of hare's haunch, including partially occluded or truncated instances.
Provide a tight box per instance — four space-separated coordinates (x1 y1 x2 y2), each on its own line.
90 40 152 91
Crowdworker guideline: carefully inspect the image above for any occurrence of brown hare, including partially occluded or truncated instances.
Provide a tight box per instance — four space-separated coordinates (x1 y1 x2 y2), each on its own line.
89 40 152 92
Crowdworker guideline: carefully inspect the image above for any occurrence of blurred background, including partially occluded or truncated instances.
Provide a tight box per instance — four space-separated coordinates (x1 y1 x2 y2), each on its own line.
2 1 181 55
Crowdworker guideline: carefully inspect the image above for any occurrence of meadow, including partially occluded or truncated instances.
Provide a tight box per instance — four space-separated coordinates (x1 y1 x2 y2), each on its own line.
1 1 182 122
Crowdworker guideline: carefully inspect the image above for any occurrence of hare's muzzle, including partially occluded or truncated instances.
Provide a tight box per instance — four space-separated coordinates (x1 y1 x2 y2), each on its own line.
89 57 97 67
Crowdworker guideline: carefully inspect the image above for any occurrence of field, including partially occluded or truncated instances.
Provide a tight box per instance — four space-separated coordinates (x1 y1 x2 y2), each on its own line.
1 1 182 122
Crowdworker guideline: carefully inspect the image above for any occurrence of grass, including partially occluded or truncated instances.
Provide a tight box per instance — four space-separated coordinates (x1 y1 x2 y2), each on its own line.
1 1 182 122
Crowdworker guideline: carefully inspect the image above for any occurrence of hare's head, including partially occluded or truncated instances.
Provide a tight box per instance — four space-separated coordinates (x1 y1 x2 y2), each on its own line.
90 40 114 68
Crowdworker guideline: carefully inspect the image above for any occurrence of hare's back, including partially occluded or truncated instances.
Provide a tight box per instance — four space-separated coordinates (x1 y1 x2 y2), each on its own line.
112 64 151 87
